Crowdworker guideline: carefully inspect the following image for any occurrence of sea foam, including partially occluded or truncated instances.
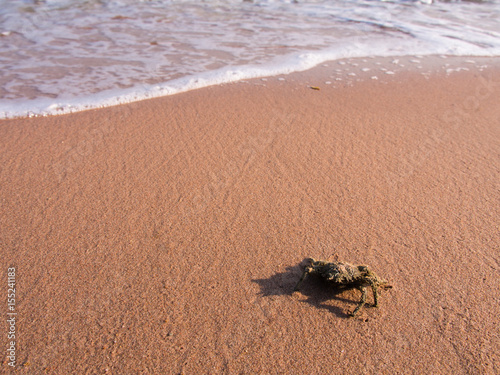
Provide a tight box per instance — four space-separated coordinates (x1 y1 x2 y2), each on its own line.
1 0 499 118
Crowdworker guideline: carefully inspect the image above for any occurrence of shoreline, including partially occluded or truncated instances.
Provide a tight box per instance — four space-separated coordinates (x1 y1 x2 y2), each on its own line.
1 61 499 373
2 54 499 120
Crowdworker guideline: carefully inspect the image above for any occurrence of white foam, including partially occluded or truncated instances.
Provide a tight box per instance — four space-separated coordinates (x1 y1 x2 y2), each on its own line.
1 0 500 118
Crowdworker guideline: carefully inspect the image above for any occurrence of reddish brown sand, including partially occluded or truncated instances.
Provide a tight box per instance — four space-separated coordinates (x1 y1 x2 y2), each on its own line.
1 58 499 374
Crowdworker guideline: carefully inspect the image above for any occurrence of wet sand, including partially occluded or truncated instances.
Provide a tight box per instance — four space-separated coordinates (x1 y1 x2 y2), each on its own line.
1 58 499 374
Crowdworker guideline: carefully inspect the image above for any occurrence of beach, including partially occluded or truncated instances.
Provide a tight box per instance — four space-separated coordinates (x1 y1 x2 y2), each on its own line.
1 57 499 374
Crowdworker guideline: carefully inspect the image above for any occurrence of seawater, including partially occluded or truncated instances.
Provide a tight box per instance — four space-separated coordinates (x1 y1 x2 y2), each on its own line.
0 0 499 118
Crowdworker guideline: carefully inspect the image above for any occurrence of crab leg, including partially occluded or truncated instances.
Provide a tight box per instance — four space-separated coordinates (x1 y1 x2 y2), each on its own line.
372 285 379 307
294 269 310 291
351 286 367 316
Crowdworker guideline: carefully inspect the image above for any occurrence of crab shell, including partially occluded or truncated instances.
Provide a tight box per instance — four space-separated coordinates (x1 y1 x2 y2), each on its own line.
307 259 372 285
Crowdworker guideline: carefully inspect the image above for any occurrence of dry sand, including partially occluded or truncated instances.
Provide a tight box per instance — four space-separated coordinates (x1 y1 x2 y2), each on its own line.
1 57 499 374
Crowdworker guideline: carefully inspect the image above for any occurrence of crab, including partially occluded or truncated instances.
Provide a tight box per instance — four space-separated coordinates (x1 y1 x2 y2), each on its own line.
294 258 392 317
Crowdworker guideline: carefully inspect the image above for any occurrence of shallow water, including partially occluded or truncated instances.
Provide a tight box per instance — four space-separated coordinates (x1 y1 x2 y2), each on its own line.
1 0 499 118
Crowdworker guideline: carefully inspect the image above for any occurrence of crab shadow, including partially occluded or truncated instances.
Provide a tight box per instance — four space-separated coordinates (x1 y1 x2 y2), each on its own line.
252 259 362 319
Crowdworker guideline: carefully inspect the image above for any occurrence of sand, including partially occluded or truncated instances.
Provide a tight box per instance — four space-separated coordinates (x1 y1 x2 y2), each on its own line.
1 57 499 374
